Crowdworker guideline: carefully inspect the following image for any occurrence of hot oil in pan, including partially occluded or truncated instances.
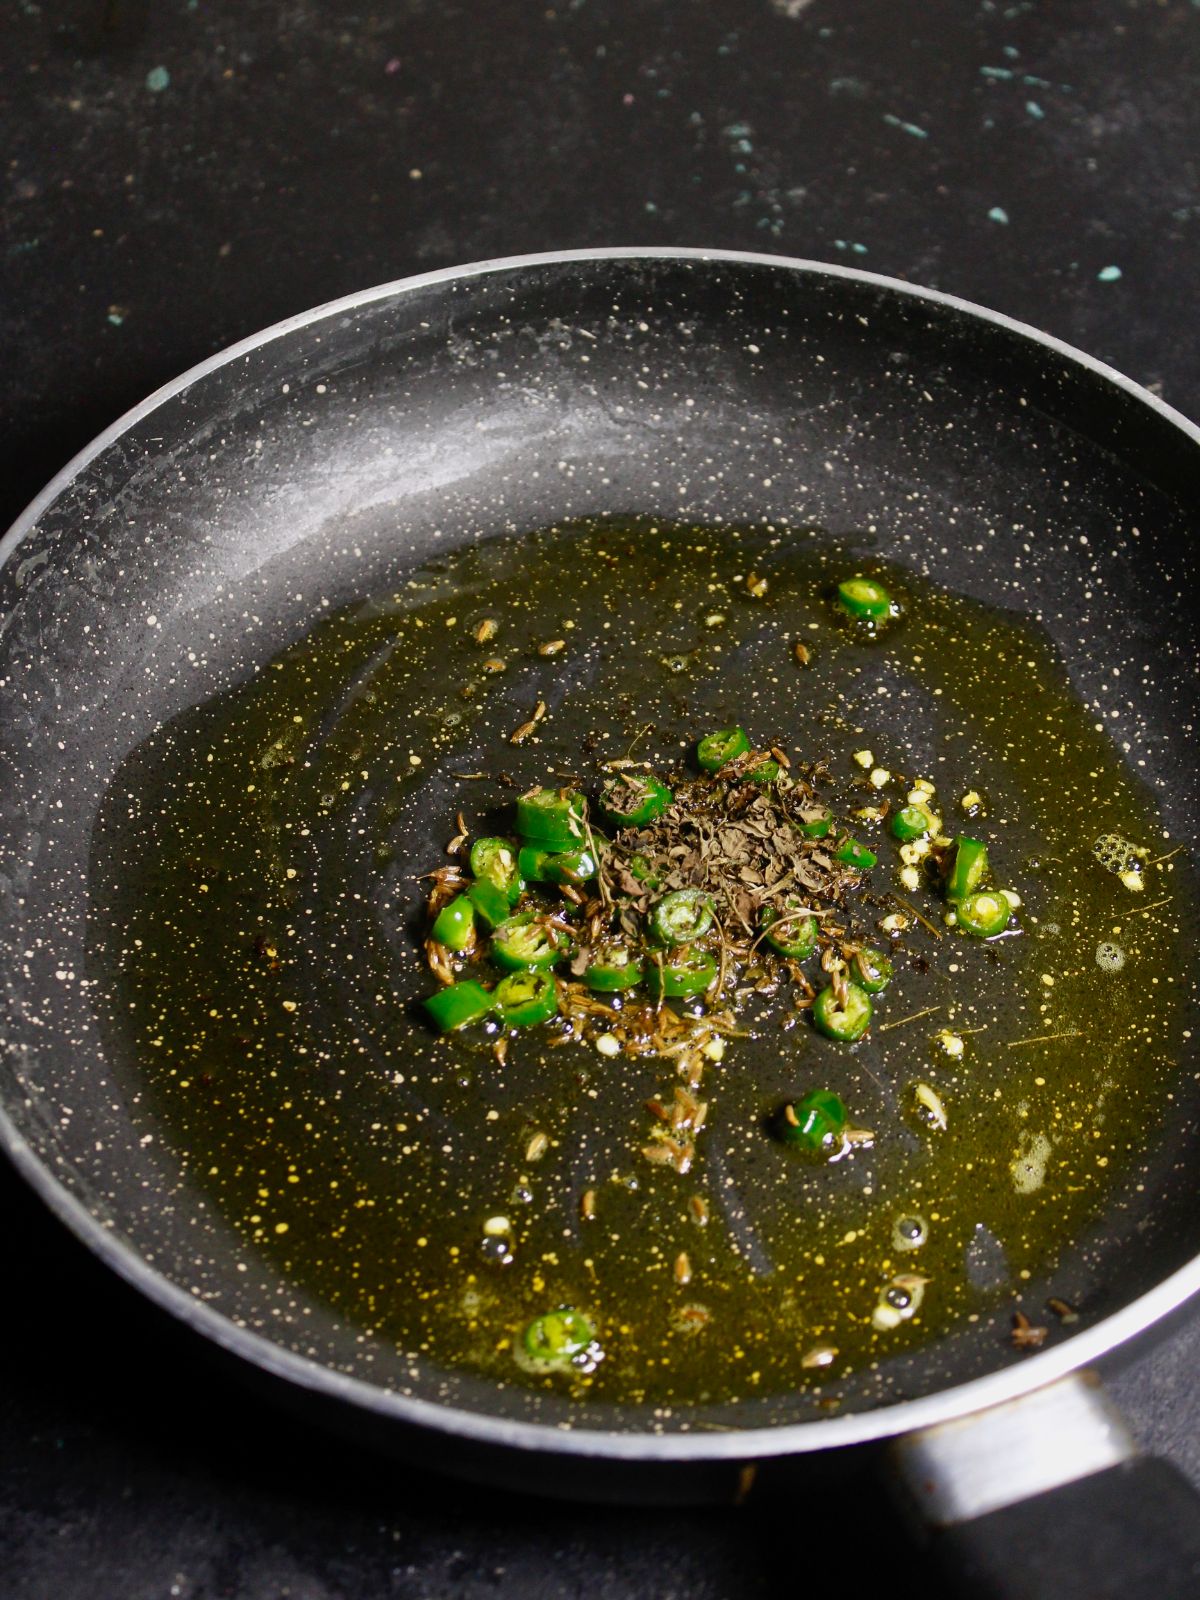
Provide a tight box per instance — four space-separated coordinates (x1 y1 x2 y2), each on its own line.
95 519 1195 1407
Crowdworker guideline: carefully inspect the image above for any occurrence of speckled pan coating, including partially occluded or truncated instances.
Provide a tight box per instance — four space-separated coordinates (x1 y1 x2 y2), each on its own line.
0 250 1197 1497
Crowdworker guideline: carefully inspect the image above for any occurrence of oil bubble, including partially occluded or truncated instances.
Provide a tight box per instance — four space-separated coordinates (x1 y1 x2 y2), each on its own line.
1095 941 1126 973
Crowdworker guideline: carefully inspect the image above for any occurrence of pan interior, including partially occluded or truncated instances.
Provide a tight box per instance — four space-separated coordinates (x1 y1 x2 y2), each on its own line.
1 256 1198 1439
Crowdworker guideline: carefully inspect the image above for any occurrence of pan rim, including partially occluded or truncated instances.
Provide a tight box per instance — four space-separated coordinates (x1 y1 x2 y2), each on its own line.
2 244 1198 1464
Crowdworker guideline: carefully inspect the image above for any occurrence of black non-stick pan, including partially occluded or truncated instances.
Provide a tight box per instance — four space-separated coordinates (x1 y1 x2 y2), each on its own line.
2 250 1199 1597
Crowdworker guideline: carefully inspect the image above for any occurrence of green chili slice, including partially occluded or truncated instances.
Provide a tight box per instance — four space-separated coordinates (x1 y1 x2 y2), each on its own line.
650 889 715 946
600 773 673 828
647 949 718 998
956 889 1012 938
431 894 475 951
853 947 893 993
761 901 819 959
776 1088 847 1151
465 877 512 930
495 969 559 1027
516 786 587 849
836 576 892 620
543 844 598 886
812 982 873 1041
799 811 834 839
946 836 989 902
517 844 551 883
890 805 932 843
696 727 751 773
584 943 645 992
748 759 780 787
521 1307 596 1369
468 837 523 905
422 979 495 1033
491 912 569 972
835 836 878 871
629 854 661 891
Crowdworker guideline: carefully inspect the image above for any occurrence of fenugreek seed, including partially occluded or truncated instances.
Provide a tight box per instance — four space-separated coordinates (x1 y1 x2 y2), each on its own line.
675 1251 693 1286
532 699 548 723
525 1131 549 1162
580 1188 597 1221
689 1195 710 1226
793 640 812 666
493 1038 509 1067
746 573 768 598
538 639 566 656
510 720 538 745
482 658 506 673
801 1345 838 1369
474 618 499 644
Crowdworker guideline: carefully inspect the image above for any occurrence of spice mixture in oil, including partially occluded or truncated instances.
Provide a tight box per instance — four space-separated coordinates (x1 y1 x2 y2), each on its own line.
95 519 1194 1408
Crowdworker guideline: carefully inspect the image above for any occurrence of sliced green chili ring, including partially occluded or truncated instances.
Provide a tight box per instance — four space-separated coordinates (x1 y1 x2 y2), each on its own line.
422 979 495 1033
799 812 834 839
599 773 673 828
890 805 932 843
956 889 1012 938
748 759 781 787
946 836 989 902
517 844 551 883
516 786 587 849
836 576 892 620
647 949 718 998
431 894 475 951
584 943 646 992
465 877 512 930
543 844 598 886
776 1088 848 1150
521 1307 595 1368
629 854 661 891
760 902 819 960
835 836 878 871
468 837 523 905
650 888 715 946
696 727 751 773
491 912 569 972
495 969 559 1027
812 981 873 1041
853 947 894 993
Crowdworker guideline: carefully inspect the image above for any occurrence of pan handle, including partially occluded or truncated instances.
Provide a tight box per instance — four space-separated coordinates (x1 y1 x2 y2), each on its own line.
887 1372 1200 1599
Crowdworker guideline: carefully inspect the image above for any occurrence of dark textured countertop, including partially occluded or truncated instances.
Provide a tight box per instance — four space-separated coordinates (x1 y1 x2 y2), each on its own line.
2 2 1199 1595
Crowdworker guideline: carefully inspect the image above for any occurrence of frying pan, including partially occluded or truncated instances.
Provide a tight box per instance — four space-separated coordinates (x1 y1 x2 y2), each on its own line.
2 248 1199 1597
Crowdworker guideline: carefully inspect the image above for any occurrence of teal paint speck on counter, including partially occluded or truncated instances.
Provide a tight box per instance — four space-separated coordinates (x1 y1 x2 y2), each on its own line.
988 207 1010 224
1097 265 1123 282
146 66 171 92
